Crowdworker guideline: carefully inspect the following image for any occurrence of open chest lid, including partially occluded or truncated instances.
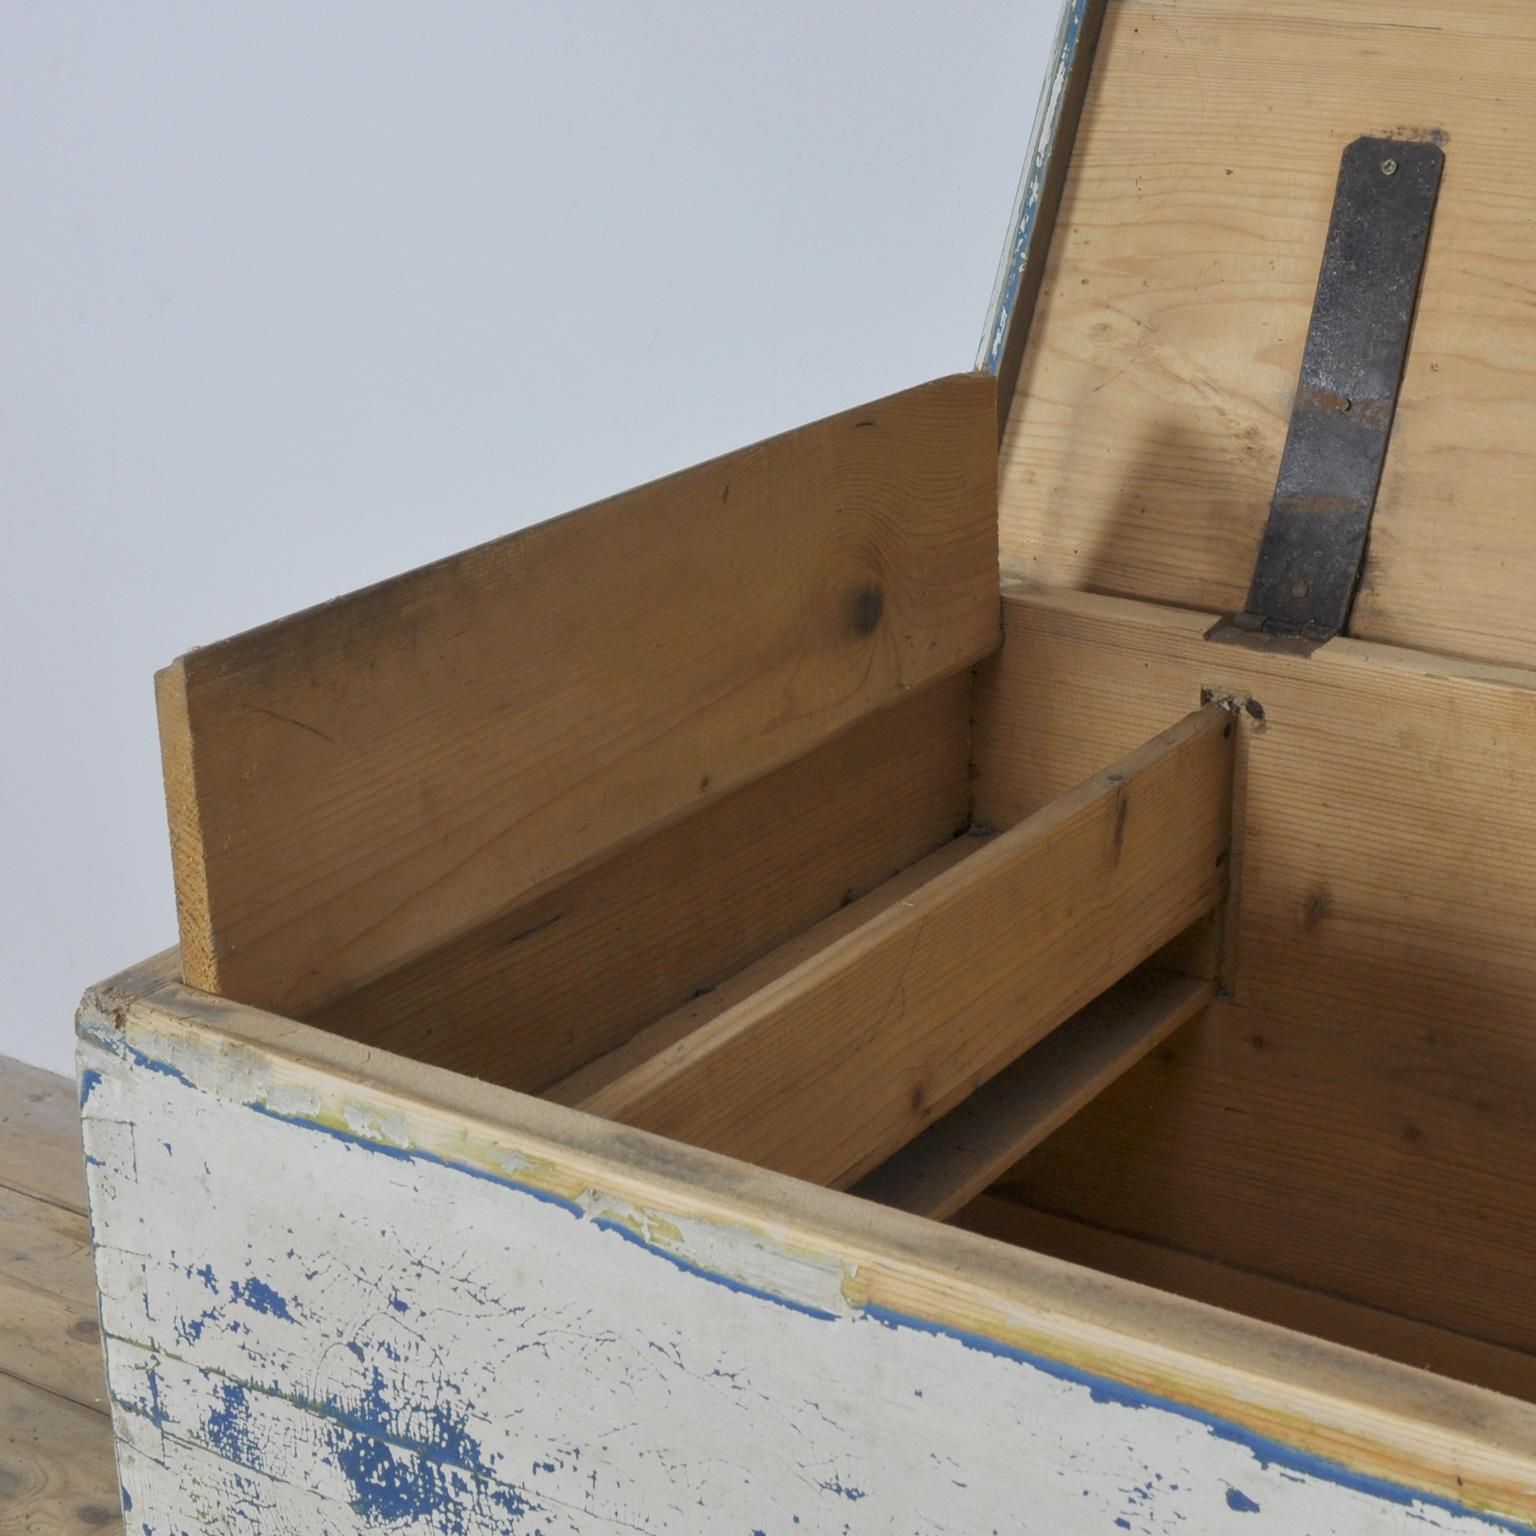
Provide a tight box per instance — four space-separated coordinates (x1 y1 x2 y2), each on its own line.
988 0 1536 672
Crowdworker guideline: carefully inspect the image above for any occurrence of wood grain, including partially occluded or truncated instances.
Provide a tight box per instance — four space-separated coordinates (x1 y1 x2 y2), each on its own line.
0 1059 114 1532
852 967 1213 1220
0 1190 104 1413
999 0 1536 668
576 707 1233 1188
159 373 999 1016
314 676 972 1092
957 1199 1536 1405
973 580 1536 1355
0 1374 116 1534
546 829 991 1109
0 1059 84 1215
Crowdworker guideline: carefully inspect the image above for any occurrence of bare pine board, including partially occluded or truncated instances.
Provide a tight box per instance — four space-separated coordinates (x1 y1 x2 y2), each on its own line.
314 675 972 1093
999 0 1536 669
957 1199 1536 1406
973 581 1536 1356
578 706 1233 1188
852 967 1213 1220
159 373 999 1016
547 829 992 1109
0 1057 85 1215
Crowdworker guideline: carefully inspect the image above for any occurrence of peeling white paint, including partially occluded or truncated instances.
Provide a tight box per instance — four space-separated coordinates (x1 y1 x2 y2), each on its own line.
80 1021 1534 1535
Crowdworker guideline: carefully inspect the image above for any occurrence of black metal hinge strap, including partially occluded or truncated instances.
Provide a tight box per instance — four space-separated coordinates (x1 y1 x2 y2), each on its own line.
1214 135 1444 647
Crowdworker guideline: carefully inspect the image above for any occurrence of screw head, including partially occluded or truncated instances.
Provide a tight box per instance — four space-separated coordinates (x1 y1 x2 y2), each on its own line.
1381 158 1398 176
1291 579 1310 599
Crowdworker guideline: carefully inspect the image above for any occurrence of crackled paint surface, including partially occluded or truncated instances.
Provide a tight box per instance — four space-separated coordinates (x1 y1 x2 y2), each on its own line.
78 1014 1532 1535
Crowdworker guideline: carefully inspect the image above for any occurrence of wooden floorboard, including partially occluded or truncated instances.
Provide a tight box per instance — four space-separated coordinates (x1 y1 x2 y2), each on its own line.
0 1056 115 1532
0 1057 86 1215
0 1372 117 1534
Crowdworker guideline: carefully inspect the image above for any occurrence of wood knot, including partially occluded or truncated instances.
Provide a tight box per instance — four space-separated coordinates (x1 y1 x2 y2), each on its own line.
849 582 885 637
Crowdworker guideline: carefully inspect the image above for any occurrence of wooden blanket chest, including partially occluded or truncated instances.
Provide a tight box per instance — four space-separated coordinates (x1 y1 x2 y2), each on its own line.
78 1 1536 1529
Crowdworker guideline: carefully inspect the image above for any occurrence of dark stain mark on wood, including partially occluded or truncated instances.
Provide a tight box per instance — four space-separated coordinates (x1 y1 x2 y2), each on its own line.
1112 792 1129 860
720 482 730 505
1402 1122 1426 1147
853 418 878 429
75 1507 116 1529
850 583 885 637
499 911 567 949
238 700 338 745
1244 698 1266 723
67 1317 100 1343
1303 887 1333 931
699 775 711 792
910 1082 926 1113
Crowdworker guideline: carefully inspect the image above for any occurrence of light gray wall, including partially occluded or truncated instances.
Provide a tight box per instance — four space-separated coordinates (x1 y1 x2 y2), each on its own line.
1 1 1059 1073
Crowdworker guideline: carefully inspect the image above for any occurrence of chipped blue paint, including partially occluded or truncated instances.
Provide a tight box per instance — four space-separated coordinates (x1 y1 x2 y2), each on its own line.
128 1040 196 1088
175 1307 218 1345
96 1028 1535 1534
977 0 1094 373
859 1307 1536 1536
819 1475 866 1502
79 1067 103 1107
114 1364 171 1431
324 1366 537 1528
206 1382 263 1469
230 1275 295 1321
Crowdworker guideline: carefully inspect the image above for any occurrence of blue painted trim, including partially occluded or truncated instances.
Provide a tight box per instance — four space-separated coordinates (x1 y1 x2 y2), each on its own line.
591 1215 838 1323
247 1103 831 1321
861 1306 1536 1535
977 0 1093 374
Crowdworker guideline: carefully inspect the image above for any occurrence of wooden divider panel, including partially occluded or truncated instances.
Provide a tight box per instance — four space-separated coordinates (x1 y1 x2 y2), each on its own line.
853 966 1214 1221
157 373 998 1015
313 676 972 1091
578 705 1233 1188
